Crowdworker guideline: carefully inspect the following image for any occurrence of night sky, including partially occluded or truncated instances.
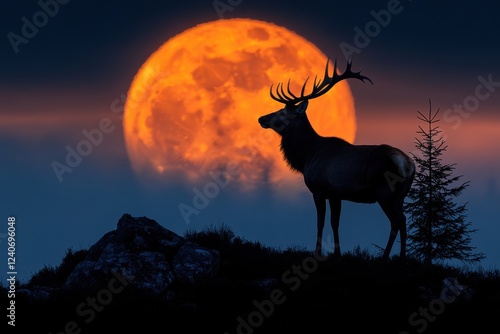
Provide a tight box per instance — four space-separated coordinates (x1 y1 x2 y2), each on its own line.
1 0 499 283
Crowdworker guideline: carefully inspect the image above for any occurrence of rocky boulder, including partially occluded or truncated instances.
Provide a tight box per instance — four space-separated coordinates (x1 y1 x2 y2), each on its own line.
174 242 220 285
64 214 220 295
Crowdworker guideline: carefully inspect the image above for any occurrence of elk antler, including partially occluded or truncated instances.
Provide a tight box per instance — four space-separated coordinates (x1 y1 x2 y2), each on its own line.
270 58 373 105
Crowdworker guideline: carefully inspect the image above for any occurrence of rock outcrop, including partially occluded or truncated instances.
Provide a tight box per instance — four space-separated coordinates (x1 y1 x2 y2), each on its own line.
63 214 220 296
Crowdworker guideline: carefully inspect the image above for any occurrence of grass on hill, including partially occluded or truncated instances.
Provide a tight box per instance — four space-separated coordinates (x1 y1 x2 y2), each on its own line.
4 224 499 334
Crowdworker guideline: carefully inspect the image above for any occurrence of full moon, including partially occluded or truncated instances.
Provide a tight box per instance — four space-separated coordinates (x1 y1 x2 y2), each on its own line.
124 18 356 192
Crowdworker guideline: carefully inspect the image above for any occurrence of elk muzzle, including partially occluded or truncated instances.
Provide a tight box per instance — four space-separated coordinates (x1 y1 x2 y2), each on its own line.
258 110 292 134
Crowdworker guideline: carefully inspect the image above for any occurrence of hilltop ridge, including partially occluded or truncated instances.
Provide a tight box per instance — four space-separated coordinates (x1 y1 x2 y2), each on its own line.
4 214 499 333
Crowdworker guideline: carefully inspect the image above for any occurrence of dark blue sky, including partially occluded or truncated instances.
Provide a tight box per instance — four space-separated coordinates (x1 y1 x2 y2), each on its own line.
1 0 499 283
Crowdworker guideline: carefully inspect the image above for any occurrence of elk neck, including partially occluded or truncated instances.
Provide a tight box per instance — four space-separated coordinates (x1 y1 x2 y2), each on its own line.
279 113 322 173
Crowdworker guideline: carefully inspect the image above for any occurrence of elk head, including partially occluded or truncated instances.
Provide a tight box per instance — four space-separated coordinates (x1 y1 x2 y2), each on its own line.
258 58 372 134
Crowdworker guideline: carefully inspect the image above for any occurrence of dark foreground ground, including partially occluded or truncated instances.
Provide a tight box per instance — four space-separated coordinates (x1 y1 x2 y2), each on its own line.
4 226 500 334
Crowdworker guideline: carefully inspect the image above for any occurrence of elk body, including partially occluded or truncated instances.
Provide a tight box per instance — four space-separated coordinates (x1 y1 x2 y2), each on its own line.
258 60 415 260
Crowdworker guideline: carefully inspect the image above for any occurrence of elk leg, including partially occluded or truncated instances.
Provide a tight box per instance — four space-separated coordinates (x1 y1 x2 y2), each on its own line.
313 193 326 257
379 201 400 260
397 205 407 259
383 227 397 260
329 198 342 256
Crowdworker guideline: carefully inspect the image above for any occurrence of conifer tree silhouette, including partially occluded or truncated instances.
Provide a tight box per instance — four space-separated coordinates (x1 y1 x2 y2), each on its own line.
405 101 485 265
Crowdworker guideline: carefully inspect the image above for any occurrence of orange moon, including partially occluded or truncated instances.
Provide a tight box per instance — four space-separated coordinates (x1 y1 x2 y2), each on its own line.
124 18 356 192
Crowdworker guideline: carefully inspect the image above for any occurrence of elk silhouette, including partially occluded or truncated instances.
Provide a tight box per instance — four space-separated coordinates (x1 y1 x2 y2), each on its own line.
258 59 415 260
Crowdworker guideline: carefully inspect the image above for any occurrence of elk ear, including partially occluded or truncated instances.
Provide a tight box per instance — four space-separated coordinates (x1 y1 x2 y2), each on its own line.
296 100 309 114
